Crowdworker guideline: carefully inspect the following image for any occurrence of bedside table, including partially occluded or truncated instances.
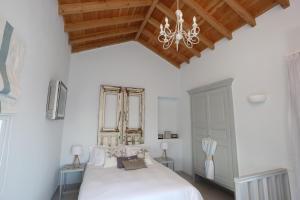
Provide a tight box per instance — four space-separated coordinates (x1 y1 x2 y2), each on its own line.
59 164 85 200
154 157 175 171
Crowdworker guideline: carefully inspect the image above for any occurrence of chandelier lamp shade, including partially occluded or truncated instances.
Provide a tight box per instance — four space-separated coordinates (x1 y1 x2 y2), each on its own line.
158 0 200 51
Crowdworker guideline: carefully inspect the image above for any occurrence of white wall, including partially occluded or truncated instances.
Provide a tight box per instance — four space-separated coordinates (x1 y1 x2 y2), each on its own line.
0 0 70 199
158 97 182 169
158 97 179 133
60 42 181 178
179 0 300 186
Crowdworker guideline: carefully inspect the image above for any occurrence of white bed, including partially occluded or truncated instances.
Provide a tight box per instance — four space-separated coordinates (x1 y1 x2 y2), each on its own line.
78 162 203 200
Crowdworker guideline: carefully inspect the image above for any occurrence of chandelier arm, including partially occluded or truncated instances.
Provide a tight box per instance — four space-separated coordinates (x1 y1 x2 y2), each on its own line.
158 34 166 43
160 31 176 49
165 27 172 35
191 27 200 36
182 34 193 48
183 40 193 49
165 31 175 42
184 30 199 48
163 34 175 49
190 36 200 44
184 29 200 45
158 30 168 43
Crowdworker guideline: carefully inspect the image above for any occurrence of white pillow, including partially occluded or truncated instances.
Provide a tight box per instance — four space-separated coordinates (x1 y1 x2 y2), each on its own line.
88 146 105 167
101 146 122 168
88 146 96 165
103 155 117 168
125 145 154 166
125 145 147 157
144 152 154 166
94 147 105 166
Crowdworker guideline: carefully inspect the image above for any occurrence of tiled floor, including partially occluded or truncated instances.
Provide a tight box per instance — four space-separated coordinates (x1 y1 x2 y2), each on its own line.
52 172 234 200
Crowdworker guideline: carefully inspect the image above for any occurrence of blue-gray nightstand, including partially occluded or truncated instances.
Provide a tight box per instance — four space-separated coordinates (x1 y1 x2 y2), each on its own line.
59 164 85 200
154 157 175 171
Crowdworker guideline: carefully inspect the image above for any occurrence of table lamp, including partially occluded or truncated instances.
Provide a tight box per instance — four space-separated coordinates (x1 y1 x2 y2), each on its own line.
160 142 168 159
71 145 83 168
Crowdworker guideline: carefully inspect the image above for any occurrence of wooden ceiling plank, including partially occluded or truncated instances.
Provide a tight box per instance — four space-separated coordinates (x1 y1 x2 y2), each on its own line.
183 45 201 58
223 0 256 26
182 0 232 39
277 0 290 8
65 15 144 32
138 39 180 68
72 37 133 53
156 3 214 49
148 18 201 57
142 29 190 64
199 1 225 26
70 27 139 45
59 0 152 15
135 0 159 40
59 0 282 67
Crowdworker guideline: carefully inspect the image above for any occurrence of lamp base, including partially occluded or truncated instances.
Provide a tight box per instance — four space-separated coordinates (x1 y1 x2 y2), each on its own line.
161 150 167 159
73 155 81 168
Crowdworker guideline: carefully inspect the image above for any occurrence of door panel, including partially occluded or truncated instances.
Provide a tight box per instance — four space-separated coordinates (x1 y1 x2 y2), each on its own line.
123 87 145 145
192 127 207 172
104 94 119 129
209 129 228 143
208 88 227 127
191 93 208 126
127 95 140 128
98 86 123 147
214 144 234 189
191 93 208 176
193 138 205 175
207 87 235 189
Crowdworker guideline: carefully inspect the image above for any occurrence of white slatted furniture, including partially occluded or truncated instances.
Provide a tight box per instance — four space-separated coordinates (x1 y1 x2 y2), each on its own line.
235 168 291 200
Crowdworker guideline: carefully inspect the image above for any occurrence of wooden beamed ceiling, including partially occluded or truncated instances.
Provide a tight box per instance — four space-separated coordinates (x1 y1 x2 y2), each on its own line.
58 0 290 69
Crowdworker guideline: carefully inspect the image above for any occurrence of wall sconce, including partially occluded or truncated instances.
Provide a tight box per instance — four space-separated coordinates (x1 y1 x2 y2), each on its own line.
247 94 267 104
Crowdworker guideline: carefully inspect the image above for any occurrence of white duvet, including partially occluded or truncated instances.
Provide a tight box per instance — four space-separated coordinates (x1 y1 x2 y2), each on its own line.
79 162 203 200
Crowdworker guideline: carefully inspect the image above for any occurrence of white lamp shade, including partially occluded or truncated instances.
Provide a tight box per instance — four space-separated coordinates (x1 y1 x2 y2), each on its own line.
72 145 83 156
161 142 168 150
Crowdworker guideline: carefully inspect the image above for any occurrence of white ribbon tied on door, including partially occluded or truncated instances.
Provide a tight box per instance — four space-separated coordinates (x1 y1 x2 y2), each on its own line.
202 138 217 180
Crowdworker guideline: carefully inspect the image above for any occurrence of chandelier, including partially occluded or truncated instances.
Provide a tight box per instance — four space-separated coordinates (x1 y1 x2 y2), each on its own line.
158 0 200 51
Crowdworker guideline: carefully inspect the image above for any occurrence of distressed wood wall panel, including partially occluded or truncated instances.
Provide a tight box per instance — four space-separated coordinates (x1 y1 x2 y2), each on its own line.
98 85 145 147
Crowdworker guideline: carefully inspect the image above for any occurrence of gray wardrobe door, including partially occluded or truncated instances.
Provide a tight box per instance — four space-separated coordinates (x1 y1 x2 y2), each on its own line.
190 80 237 191
191 92 209 177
